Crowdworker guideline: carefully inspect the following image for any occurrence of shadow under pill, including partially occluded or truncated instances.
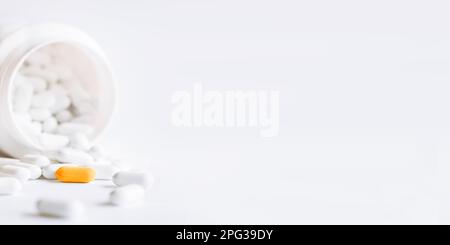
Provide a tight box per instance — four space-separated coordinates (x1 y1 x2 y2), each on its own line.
23 212 61 220
98 201 114 207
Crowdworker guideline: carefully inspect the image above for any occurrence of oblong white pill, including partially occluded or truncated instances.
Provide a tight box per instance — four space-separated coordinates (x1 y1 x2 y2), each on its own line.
21 66 58 83
12 162 42 180
38 133 69 151
0 177 22 195
20 154 51 167
31 92 55 109
0 157 20 165
42 117 58 132
110 185 145 206
0 165 31 182
112 171 153 189
55 148 94 165
42 163 76 179
36 199 84 219
57 123 94 136
69 133 91 151
29 108 51 121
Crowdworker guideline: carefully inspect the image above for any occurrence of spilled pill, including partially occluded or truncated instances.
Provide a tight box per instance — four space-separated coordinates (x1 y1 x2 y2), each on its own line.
113 171 153 189
36 198 84 219
55 166 95 183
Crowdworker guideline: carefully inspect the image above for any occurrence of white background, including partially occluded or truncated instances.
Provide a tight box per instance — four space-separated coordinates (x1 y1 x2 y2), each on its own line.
1 0 450 224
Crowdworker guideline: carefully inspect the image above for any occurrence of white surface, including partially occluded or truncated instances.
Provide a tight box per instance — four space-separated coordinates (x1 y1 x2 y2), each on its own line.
2 0 450 224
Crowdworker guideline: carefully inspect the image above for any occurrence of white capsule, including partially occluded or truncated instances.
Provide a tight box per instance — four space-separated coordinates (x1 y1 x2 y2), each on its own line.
110 185 145 206
42 117 58 132
57 123 94 136
69 133 91 151
14 162 42 179
36 198 84 219
21 66 58 83
31 92 55 108
38 133 69 151
86 164 119 180
112 171 153 189
29 108 51 121
13 82 33 113
20 154 51 167
42 163 77 179
0 157 20 165
55 110 72 123
0 177 22 195
55 148 94 165
0 165 30 182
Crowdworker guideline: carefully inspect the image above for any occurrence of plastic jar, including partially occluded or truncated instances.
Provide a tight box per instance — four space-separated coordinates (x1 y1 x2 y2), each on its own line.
0 23 115 157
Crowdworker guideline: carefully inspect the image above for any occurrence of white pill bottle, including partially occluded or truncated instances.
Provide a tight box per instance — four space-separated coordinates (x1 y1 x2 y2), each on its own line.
0 23 115 157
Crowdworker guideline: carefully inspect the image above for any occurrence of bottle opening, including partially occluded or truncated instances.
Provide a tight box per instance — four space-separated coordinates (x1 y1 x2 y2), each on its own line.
8 41 115 153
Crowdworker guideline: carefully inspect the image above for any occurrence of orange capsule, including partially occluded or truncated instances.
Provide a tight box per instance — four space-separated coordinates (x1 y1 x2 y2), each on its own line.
55 166 95 183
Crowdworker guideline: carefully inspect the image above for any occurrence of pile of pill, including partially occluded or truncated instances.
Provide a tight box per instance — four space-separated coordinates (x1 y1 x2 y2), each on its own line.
0 45 153 219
